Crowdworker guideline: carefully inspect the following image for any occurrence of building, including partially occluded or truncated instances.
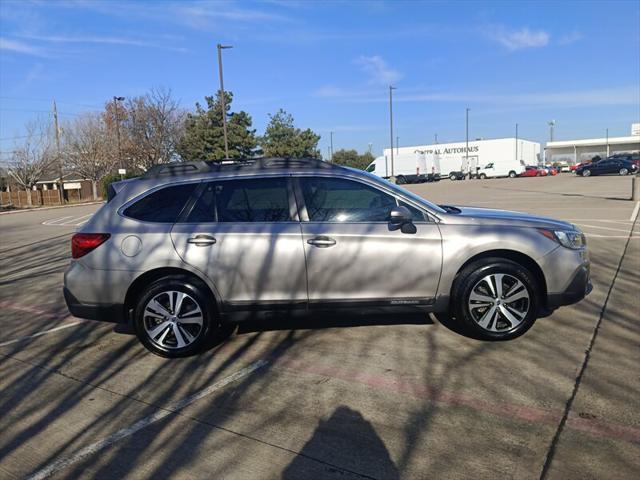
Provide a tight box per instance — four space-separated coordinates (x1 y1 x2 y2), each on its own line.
36 172 93 202
383 137 541 173
544 124 640 165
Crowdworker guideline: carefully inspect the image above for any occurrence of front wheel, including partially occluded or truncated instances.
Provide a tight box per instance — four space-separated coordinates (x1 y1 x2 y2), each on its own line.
582 169 591 177
479 173 487 179
452 259 539 340
396 175 407 185
508 171 517 178
449 173 458 181
619 168 628 175
134 275 218 357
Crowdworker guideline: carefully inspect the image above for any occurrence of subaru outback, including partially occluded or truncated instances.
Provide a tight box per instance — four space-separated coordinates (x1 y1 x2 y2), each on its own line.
64 158 591 357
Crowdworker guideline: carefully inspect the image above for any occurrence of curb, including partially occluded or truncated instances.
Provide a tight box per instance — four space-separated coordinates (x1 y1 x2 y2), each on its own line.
0 201 104 216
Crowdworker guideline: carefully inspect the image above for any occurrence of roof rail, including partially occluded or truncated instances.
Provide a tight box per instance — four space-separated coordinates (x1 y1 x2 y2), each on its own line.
142 157 343 179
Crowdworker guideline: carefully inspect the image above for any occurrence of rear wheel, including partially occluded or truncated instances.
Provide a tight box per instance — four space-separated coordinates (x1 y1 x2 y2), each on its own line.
452 258 539 340
582 169 591 177
508 171 517 178
619 168 628 175
449 173 458 181
134 275 218 357
396 175 407 185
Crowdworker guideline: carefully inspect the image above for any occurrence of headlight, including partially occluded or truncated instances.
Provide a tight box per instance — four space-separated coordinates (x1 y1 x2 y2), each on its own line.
539 229 586 249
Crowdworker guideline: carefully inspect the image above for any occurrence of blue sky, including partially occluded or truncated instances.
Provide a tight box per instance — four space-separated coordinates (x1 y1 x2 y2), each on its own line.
1 0 639 159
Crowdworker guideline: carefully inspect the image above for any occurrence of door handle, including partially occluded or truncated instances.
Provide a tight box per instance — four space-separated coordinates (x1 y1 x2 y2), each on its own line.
187 234 217 246
307 236 336 248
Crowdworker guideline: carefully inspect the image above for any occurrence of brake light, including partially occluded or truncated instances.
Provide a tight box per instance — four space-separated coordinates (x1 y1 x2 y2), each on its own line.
71 233 110 259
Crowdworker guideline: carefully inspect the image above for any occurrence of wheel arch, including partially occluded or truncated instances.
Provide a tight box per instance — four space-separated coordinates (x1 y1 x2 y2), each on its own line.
452 249 547 300
124 267 221 322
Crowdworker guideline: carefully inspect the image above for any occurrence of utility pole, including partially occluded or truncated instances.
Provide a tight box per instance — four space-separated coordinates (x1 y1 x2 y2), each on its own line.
548 120 555 142
368 142 372 154
434 133 438 144
389 85 396 177
330 131 334 162
53 100 64 204
606 128 609 157
113 96 125 178
465 108 470 179
396 136 399 155
217 43 233 159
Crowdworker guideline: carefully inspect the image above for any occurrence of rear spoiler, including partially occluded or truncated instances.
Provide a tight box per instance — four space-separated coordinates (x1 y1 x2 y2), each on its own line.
107 177 138 202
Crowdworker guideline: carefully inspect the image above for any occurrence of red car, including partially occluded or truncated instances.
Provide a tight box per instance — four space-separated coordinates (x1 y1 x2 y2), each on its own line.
519 166 547 177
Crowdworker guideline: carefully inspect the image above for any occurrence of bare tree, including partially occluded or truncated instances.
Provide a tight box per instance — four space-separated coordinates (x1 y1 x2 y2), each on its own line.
104 88 185 172
63 113 117 200
8 118 54 206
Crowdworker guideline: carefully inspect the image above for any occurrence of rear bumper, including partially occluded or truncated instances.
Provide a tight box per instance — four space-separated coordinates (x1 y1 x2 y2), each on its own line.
546 265 592 309
64 287 126 323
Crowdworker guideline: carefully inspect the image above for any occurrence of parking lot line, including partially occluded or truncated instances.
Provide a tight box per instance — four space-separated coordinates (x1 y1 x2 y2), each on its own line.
0 321 83 347
573 224 631 232
630 201 640 222
42 215 75 226
26 359 268 480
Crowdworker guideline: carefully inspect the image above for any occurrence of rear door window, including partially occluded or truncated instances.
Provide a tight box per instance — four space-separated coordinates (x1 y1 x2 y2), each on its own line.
186 177 292 223
123 183 197 223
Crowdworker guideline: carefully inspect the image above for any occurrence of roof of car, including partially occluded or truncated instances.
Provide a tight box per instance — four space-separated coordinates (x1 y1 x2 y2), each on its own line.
141 157 345 180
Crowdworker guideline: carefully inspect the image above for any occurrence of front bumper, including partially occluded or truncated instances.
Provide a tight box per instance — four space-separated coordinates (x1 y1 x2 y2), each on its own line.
546 264 592 309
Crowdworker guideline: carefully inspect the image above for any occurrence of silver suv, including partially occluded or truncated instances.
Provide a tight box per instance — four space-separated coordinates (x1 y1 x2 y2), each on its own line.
64 158 591 357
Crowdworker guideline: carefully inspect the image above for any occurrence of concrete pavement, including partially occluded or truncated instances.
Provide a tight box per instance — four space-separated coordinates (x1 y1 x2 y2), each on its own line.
0 174 638 479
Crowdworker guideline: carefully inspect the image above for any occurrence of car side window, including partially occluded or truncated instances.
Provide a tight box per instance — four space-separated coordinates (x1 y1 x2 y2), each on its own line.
301 177 397 222
123 183 198 223
399 200 427 222
485 163 494 169
187 177 291 223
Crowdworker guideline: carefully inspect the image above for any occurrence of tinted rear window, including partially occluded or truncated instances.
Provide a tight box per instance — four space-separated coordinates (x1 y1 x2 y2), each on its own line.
186 177 291 223
123 183 197 223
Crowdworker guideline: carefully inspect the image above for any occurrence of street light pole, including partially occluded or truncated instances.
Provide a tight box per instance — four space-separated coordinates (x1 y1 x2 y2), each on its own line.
465 108 470 179
330 131 334 162
217 43 233 159
389 85 396 177
396 136 399 155
52 100 64 204
434 133 438 144
113 96 125 178
548 120 555 142
606 128 609 157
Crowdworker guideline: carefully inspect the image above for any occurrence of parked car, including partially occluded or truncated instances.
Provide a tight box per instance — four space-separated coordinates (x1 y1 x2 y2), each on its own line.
544 165 558 176
607 153 640 168
519 166 546 177
65 158 591 357
575 158 638 177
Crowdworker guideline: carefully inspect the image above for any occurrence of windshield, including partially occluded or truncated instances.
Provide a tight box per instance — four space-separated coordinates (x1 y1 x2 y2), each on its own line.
355 168 447 214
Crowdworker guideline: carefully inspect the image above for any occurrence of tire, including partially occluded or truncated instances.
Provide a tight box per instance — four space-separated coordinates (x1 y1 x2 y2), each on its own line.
396 175 407 185
582 169 591 177
451 258 539 341
619 168 628 175
479 173 487 179
133 275 218 357
449 173 457 181
508 171 517 178
536 172 540 177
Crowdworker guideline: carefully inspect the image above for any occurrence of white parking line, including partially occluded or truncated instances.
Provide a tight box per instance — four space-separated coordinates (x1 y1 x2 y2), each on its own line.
575 224 631 233
42 215 75 226
0 321 83 347
42 214 93 226
630 201 640 222
57 214 93 226
27 359 268 480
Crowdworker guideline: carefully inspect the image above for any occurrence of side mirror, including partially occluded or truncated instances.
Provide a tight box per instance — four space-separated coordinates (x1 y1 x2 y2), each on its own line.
389 205 412 225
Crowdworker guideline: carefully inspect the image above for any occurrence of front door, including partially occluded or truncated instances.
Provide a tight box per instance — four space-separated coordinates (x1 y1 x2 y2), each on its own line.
170 176 307 309
295 176 442 306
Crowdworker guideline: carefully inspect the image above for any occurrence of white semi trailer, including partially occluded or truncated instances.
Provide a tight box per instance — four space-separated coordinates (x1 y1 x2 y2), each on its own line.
365 151 440 184
379 138 537 181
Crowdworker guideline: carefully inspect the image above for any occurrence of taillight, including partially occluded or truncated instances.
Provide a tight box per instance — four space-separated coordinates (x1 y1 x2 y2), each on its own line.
71 233 110 259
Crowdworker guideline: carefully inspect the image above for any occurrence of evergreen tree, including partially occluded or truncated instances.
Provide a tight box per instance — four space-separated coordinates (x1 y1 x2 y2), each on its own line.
261 109 320 158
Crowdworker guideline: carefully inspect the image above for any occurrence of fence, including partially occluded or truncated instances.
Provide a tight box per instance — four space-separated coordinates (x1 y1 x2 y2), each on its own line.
0 188 95 208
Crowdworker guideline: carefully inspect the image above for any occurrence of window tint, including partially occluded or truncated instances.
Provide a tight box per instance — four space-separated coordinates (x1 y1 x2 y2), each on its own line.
124 183 197 223
366 163 376 172
186 177 291 223
301 177 397 222
399 201 427 222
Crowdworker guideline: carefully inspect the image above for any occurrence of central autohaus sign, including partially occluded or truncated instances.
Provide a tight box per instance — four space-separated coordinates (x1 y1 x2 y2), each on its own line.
423 145 480 155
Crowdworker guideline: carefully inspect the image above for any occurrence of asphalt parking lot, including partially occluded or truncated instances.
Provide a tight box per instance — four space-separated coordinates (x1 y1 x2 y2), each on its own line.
1 174 638 479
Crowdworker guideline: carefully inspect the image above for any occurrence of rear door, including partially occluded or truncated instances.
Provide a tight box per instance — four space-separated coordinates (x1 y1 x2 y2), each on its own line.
295 175 442 306
170 176 307 309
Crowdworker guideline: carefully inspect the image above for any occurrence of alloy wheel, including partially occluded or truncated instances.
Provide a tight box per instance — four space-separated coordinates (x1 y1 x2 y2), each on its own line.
467 273 530 333
619 168 628 175
143 290 204 349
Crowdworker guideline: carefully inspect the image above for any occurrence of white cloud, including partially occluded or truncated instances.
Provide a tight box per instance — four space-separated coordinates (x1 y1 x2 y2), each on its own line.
486 26 550 51
354 55 402 85
558 31 583 46
19 34 188 52
0 38 49 57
